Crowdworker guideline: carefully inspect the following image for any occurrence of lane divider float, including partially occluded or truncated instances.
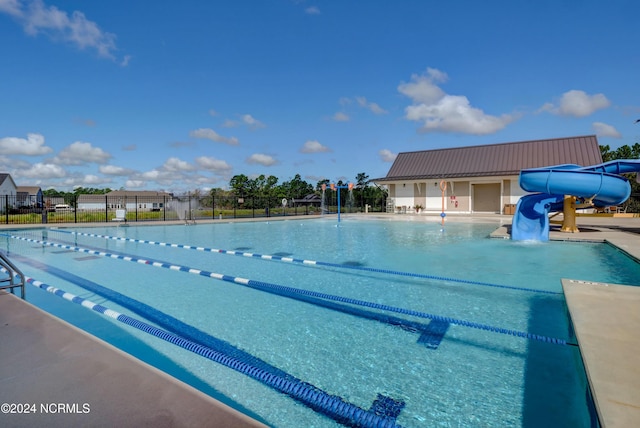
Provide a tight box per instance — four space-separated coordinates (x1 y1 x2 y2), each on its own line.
1 263 402 428
51 229 561 295
3 233 573 346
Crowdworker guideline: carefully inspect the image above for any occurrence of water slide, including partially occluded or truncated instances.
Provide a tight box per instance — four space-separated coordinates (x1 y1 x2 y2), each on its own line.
511 160 640 241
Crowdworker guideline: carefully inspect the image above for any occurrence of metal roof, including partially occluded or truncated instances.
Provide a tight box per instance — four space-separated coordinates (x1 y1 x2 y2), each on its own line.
375 135 603 182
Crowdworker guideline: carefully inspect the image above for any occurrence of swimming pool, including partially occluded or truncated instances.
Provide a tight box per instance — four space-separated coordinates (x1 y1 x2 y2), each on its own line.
2 217 638 427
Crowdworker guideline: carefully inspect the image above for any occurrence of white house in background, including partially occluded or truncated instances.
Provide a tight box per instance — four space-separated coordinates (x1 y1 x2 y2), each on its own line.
16 186 43 208
77 190 172 212
0 173 18 212
372 135 603 214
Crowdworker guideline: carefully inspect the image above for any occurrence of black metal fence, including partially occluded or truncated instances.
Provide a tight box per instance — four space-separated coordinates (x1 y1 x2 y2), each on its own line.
0 193 388 225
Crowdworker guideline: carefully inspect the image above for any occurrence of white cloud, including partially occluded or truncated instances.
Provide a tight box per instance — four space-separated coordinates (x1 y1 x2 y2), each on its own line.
53 141 112 165
0 133 53 155
539 90 611 117
0 155 30 170
536 102 555 114
300 140 331 153
379 149 397 162
99 165 134 175
242 114 265 129
332 112 350 122
305 6 320 15
592 121 621 138
120 55 132 67
208 109 218 117
3 0 123 61
189 128 239 145
82 174 109 185
398 68 447 104
355 96 387 114
246 153 278 166
161 157 196 172
134 168 186 187
221 119 238 128
398 68 515 135
0 0 22 16
125 179 145 188
20 162 66 178
195 156 232 173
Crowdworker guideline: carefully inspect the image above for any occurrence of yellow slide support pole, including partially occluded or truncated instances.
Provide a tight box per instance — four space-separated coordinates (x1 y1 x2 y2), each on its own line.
561 195 579 233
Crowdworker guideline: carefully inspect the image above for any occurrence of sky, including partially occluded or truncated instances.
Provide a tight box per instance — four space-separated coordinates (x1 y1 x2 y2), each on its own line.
1 0 639 193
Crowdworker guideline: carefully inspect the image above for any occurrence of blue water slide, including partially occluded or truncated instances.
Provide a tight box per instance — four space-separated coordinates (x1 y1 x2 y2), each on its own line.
511 159 640 241
511 194 564 241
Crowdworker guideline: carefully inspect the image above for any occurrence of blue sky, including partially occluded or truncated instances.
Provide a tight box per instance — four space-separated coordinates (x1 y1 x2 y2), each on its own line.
1 0 639 193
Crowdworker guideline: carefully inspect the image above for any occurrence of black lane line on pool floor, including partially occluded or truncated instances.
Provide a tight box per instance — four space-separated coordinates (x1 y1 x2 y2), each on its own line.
3 233 574 346
51 229 561 296
34 234 449 349
11 254 404 428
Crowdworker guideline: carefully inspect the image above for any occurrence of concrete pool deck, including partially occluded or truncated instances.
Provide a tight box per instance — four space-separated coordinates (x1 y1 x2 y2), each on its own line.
0 293 267 428
1 213 639 427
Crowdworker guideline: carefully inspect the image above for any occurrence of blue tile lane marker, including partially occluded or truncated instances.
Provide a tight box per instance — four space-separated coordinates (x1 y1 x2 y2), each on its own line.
417 320 450 349
51 229 560 295
2 233 574 346
2 262 402 428
370 394 406 420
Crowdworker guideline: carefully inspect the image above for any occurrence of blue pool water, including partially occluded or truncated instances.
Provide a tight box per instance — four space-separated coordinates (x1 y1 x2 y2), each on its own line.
2 217 639 427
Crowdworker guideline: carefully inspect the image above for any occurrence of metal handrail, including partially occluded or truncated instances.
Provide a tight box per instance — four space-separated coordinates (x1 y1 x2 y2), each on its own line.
0 251 25 299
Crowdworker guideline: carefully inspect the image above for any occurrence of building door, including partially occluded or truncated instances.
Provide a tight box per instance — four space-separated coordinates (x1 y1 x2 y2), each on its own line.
472 183 500 212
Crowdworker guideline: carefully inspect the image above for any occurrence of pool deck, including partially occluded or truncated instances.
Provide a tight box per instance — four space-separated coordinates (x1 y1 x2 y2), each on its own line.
0 293 267 428
1 213 639 427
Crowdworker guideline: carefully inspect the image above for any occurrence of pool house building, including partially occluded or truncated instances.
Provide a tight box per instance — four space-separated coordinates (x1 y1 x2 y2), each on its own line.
374 135 603 215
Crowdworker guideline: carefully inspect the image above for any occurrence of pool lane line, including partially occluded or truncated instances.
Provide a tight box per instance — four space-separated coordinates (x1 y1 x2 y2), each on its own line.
8 254 296 382
51 229 560 295
3 233 575 346
8 233 452 350
3 262 402 428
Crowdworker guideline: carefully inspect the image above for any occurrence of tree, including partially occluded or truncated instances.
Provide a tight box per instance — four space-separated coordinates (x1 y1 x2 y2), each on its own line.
281 174 312 200
229 174 250 197
355 172 369 209
316 179 330 191
600 144 640 212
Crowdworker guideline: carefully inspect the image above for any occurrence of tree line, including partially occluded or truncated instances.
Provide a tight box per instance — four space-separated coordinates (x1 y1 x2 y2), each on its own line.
43 172 389 211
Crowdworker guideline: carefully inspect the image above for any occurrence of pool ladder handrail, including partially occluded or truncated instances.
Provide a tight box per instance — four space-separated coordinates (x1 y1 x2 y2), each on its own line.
184 209 196 225
0 251 26 299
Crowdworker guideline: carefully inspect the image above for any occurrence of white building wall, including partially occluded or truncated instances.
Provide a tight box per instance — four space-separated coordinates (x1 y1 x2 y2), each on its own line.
0 176 17 210
393 183 415 209
508 180 528 204
389 176 526 213
425 181 444 210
